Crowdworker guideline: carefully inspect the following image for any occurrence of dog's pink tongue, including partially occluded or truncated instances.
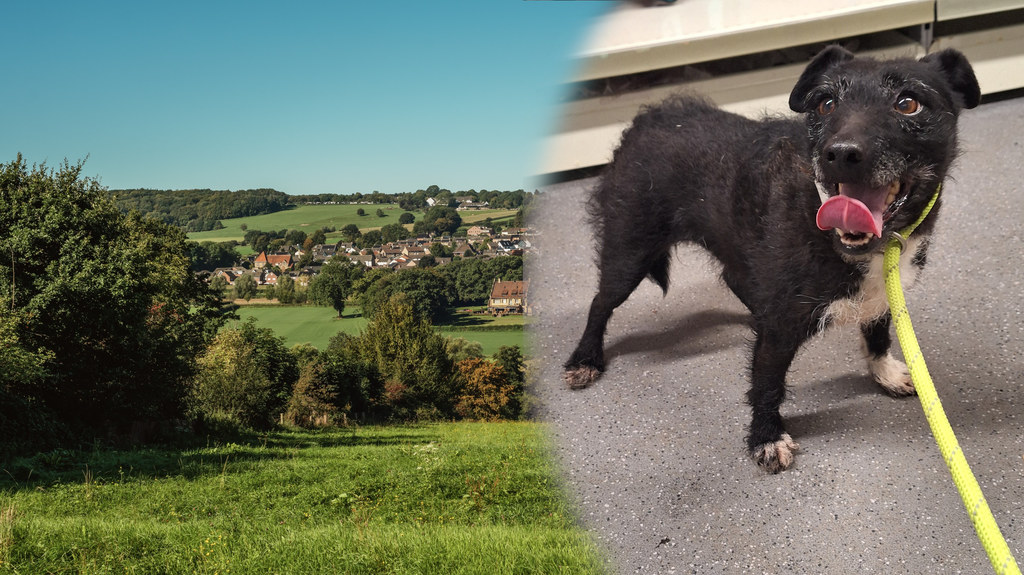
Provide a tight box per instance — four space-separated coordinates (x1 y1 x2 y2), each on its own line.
816 195 882 236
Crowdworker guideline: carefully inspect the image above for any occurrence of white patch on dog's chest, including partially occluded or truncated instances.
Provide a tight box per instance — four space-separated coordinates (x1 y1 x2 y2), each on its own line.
822 237 923 328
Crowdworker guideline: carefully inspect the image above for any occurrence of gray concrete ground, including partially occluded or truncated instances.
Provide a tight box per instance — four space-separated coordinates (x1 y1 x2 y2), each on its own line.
530 97 1024 574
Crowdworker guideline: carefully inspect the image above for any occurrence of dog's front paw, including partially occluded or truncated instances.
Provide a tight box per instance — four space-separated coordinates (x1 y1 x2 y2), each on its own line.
869 353 915 397
751 433 799 473
564 365 601 390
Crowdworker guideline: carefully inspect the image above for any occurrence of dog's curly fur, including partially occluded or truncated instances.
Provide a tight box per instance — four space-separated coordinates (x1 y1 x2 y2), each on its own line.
564 46 980 473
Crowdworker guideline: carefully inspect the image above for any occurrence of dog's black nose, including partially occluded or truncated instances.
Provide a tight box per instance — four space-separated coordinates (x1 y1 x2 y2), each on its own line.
825 141 864 166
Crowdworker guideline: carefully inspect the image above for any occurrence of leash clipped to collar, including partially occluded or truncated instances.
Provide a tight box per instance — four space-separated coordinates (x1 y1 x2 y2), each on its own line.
884 185 1021 575
889 184 941 254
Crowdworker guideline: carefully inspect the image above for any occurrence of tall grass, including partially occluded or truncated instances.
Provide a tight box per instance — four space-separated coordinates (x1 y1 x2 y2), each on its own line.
0 422 605 574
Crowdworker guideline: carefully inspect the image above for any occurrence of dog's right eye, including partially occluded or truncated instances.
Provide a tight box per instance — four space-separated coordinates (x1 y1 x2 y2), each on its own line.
817 98 836 116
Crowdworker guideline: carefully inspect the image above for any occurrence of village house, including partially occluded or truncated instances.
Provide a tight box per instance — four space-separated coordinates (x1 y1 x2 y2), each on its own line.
311 243 339 262
254 251 293 270
344 252 376 268
402 245 428 260
455 199 489 211
453 243 476 258
487 279 529 316
211 267 248 285
210 267 282 286
465 226 492 239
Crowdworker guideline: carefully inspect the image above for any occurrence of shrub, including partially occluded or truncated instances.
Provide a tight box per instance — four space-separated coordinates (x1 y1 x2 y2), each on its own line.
284 362 339 428
454 358 516 421
0 156 225 440
190 319 297 430
359 293 458 417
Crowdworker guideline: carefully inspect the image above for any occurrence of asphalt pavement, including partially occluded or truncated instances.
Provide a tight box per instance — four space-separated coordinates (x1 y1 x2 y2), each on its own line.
529 96 1024 574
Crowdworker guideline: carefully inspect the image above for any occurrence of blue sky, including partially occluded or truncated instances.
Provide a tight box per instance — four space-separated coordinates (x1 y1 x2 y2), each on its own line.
1 1 606 195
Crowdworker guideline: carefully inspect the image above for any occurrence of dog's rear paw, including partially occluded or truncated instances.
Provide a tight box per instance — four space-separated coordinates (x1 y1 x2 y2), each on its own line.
564 365 601 390
869 353 915 397
751 433 799 473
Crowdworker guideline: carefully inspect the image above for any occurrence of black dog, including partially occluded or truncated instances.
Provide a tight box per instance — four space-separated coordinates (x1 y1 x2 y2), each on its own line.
564 46 980 473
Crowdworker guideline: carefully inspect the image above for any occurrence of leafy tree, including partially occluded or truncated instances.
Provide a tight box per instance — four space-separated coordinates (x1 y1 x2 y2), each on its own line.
320 333 384 418
441 258 490 304
358 293 456 418
358 229 383 248
284 361 339 427
380 222 410 243
417 255 438 268
340 224 361 242
285 229 307 247
487 255 524 282
308 260 364 317
187 241 241 271
376 208 386 218
190 319 298 429
399 212 415 225
275 274 297 304
359 267 455 323
446 337 483 363
209 274 229 294
0 155 226 437
413 206 462 236
251 234 271 254
356 208 366 216
429 242 453 258
233 273 258 301
454 358 515 421
309 228 327 246
493 345 525 385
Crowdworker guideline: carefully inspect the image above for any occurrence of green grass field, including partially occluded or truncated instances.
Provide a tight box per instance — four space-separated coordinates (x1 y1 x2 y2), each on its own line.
187 204 519 244
187 203 405 243
0 423 606 574
231 305 525 355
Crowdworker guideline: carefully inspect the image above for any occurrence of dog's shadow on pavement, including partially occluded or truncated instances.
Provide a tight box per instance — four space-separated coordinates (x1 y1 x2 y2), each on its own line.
603 308 752 366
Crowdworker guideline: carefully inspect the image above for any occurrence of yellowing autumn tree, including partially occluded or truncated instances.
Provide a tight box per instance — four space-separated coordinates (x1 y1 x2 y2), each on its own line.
454 358 515 421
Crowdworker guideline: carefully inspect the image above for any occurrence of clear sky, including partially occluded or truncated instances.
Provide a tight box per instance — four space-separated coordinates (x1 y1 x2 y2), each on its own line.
1 1 607 195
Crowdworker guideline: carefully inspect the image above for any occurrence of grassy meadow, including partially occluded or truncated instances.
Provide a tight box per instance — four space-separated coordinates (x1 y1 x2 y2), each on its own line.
186 203 519 245
0 422 606 574
231 305 525 355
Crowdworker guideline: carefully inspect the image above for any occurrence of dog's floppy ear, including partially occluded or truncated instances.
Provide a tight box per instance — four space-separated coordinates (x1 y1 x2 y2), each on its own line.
789 46 855 113
921 48 981 109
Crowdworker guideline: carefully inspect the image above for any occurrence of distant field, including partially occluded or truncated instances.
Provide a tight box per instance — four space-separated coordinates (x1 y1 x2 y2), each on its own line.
187 204 519 244
187 203 403 243
231 305 525 355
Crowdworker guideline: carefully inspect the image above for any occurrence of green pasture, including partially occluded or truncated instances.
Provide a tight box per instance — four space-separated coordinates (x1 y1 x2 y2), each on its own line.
186 204 519 245
231 304 525 355
187 203 404 244
0 422 606 574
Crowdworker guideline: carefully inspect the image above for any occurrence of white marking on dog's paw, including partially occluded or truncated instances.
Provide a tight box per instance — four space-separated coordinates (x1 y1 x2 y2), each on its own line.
752 433 799 473
564 366 601 390
868 353 915 396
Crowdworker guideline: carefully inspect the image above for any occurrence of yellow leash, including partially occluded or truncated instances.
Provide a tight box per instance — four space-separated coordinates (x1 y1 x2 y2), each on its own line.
883 186 1021 575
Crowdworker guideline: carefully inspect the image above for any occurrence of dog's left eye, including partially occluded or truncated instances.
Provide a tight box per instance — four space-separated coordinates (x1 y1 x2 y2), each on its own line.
894 96 921 115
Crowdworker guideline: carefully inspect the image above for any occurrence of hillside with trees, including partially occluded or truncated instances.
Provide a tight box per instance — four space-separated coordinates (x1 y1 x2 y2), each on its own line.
112 187 290 231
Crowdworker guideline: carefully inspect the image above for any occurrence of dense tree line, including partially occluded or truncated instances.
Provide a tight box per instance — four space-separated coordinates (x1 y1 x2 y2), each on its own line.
289 185 534 212
304 256 524 324
112 187 290 232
